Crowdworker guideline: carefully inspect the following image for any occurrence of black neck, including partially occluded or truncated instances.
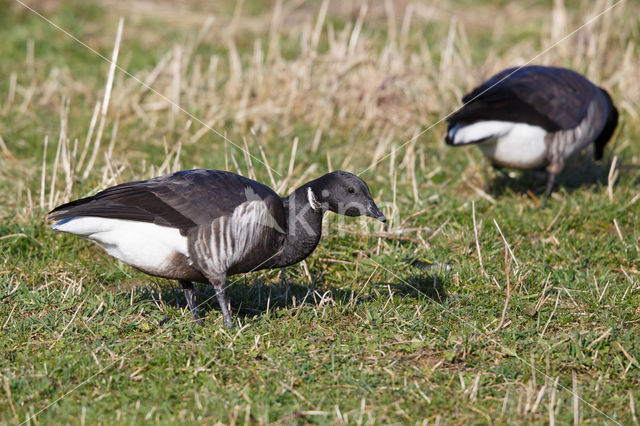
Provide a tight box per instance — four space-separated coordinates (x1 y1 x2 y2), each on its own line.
272 183 325 268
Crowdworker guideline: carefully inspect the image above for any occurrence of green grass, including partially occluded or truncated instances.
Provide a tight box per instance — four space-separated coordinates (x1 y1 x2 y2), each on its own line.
1 0 640 424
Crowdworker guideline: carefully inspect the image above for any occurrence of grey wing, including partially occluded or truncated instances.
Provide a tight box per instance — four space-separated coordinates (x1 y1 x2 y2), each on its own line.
49 169 284 232
505 66 598 130
450 66 598 131
142 169 284 226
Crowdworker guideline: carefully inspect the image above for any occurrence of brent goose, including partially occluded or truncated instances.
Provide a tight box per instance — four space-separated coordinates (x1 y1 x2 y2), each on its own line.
49 169 386 327
445 65 618 203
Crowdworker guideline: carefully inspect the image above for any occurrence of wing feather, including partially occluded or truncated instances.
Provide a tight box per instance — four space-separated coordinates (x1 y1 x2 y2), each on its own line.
49 169 285 232
448 66 599 131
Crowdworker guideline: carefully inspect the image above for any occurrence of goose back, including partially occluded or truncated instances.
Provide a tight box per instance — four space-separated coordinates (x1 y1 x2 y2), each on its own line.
49 169 282 231
50 169 288 279
448 66 601 132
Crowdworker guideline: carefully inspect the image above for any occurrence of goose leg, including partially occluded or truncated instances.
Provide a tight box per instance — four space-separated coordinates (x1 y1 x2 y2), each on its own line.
200 270 234 328
541 172 557 208
280 267 289 303
179 280 200 321
487 164 502 189
541 160 564 208
214 284 233 328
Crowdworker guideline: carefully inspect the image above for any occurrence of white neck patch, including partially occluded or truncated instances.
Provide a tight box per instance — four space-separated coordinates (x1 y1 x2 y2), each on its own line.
307 187 322 210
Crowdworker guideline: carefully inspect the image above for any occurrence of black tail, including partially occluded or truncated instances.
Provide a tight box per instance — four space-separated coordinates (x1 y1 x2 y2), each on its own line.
594 89 619 160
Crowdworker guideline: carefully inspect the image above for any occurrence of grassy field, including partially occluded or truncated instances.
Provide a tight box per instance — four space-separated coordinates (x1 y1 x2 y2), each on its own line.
1 0 639 423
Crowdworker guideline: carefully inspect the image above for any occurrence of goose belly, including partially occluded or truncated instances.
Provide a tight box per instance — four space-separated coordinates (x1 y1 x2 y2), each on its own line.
52 217 194 279
477 123 548 169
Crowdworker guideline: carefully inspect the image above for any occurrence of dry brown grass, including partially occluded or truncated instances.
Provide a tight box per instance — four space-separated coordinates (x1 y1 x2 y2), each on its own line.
9 0 636 220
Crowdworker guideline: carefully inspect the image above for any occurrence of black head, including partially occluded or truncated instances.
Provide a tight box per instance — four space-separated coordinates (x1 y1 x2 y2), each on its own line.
594 88 619 160
307 171 386 222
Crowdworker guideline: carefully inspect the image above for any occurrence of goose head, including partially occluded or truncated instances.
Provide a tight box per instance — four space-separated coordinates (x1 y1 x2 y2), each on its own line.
307 171 386 222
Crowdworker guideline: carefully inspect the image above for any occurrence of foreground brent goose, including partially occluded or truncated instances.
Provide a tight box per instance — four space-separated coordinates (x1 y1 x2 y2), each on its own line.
445 65 618 202
49 169 386 327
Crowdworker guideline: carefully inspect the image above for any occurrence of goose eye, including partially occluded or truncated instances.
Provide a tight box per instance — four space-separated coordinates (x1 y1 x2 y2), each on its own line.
347 187 355 194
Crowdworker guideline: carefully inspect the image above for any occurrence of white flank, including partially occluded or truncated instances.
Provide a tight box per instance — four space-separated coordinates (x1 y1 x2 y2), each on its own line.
477 122 548 169
449 121 515 145
201 216 231 273
198 200 278 274
230 200 273 262
307 187 322 210
452 120 548 169
52 217 189 273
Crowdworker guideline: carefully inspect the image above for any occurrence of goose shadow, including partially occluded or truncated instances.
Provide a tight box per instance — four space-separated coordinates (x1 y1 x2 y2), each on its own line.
370 273 448 304
195 278 344 320
147 271 449 322
488 154 640 200
205 271 448 320
152 278 331 321
487 167 607 197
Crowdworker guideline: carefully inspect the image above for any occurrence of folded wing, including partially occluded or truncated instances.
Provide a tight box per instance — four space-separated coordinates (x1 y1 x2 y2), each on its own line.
49 169 284 232
448 66 598 134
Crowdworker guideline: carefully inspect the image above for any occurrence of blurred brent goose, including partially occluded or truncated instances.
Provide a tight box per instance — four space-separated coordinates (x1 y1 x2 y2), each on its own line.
49 169 386 327
445 65 618 203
